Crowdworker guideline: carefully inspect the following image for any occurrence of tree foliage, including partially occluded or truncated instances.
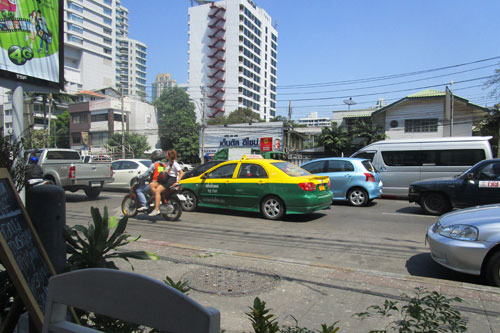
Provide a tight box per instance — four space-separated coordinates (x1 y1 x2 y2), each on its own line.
319 119 386 156
474 104 499 157
154 87 200 162
0 128 26 192
55 110 70 148
207 107 262 125
106 132 150 159
484 64 500 98
24 129 48 150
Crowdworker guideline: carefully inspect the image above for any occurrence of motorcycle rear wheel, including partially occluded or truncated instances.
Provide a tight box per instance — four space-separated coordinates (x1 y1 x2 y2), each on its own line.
122 194 138 217
162 198 182 221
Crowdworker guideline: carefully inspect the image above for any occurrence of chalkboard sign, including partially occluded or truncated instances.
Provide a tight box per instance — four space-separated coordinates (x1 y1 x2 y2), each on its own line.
0 168 56 331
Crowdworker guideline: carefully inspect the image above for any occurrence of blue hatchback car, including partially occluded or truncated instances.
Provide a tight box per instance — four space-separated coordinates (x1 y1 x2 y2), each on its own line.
301 157 383 206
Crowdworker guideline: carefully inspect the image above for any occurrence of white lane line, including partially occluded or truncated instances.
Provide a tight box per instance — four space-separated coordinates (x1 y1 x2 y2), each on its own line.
101 192 127 198
382 212 436 218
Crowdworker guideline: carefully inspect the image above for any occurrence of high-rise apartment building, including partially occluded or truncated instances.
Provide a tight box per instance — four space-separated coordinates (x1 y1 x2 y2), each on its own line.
188 0 278 122
64 0 147 100
152 73 178 102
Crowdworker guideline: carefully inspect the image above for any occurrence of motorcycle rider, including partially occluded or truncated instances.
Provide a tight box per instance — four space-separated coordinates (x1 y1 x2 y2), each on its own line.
148 149 183 217
136 150 163 212
26 156 44 181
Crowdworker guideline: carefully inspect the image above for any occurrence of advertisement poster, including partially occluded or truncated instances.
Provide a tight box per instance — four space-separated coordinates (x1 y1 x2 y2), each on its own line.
260 137 273 152
0 0 62 89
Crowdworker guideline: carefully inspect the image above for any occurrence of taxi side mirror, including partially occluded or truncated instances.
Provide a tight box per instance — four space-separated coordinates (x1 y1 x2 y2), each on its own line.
466 173 474 180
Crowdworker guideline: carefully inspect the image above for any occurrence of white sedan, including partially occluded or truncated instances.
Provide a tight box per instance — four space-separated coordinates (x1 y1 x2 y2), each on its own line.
105 159 152 189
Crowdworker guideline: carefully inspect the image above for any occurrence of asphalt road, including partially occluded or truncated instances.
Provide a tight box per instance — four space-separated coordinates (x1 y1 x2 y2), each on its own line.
65 189 487 286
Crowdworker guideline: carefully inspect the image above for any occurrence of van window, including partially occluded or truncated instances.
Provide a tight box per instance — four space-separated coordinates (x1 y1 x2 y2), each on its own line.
352 151 375 162
382 151 420 166
382 149 486 167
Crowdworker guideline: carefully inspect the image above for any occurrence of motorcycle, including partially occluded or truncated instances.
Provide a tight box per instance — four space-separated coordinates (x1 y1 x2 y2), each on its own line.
121 179 186 221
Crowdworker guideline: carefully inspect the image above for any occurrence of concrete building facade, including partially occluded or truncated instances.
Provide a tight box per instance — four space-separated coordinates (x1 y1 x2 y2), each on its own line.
64 0 147 100
188 0 278 122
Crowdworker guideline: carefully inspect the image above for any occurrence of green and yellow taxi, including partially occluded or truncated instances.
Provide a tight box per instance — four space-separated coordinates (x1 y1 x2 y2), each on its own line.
179 155 332 220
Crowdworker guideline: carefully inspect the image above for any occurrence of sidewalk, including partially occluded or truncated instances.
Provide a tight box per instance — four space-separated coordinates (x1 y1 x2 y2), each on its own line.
120 238 500 333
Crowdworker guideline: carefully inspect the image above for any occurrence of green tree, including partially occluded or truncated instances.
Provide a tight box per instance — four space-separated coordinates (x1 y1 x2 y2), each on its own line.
55 110 70 148
24 129 47 149
474 104 499 157
349 118 386 150
106 132 150 158
154 87 200 162
484 64 500 99
319 122 351 156
206 107 262 125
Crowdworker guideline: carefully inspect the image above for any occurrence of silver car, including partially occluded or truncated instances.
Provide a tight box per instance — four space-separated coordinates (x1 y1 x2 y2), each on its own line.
426 204 500 286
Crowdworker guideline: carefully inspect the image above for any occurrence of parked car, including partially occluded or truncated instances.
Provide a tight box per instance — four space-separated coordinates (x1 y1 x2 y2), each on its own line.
178 162 194 172
409 158 500 215
104 159 152 189
27 148 113 199
426 204 500 286
181 160 226 180
300 157 382 206
351 136 493 197
179 156 332 220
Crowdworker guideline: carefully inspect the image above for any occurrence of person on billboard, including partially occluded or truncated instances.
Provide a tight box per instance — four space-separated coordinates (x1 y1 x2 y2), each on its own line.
26 10 37 49
36 9 49 55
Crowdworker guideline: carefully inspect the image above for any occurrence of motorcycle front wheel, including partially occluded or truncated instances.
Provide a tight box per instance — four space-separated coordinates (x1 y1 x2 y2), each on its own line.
121 194 138 217
162 198 182 221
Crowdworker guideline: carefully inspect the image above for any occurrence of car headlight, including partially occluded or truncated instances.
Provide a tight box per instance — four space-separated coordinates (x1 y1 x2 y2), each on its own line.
436 224 478 241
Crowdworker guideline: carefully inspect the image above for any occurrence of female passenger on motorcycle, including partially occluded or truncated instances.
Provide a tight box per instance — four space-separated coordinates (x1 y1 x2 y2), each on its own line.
136 150 163 212
148 149 184 217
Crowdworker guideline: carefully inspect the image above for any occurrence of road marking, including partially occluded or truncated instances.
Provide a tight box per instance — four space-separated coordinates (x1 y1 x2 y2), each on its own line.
382 212 436 218
101 193 127 198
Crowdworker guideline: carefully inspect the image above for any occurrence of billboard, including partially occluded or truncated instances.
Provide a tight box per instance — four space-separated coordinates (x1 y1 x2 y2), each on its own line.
0 0 63 90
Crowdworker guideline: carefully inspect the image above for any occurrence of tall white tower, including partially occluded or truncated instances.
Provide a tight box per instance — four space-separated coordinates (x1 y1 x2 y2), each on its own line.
188 0 278 122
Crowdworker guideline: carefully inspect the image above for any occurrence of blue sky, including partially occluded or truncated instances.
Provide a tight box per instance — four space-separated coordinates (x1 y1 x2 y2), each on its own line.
122 0 500 119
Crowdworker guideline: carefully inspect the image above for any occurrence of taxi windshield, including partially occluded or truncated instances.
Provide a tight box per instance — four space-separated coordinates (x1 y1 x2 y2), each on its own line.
272 162 310 177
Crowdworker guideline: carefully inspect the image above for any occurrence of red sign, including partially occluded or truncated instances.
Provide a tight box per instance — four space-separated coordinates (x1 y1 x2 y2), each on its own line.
260 137 273 152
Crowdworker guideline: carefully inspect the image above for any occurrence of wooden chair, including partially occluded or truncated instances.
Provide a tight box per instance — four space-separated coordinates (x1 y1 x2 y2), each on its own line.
42 268 220 333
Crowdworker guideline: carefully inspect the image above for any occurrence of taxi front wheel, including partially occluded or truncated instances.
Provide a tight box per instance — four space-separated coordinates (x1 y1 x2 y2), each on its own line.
261 196 285 220
181 190 198 212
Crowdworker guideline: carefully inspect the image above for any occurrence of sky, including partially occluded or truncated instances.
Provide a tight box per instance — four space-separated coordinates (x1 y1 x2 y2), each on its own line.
122 0 500 120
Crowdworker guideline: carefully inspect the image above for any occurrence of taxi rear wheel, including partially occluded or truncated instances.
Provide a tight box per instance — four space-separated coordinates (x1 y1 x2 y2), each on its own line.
261 196 285 220
181 190 198 212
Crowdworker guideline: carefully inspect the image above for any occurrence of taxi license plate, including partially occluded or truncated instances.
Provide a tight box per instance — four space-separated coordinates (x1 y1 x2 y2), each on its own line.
318 184 325 191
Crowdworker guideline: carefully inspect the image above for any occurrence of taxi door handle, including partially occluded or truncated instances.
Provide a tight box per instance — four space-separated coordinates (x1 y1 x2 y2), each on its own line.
257 181 265 185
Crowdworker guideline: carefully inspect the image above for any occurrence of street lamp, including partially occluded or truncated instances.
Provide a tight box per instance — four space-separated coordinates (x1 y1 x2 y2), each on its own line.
190 94 206 163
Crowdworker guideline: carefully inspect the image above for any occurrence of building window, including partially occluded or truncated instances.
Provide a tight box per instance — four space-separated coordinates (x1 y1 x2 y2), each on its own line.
72 134 81 144
91 114 108 122
103 7 112 15
68 2 83 13
72 115 82 124
91 132 108 146
404 118 438 133
103 17 112 25
68 12 83 24
104 0 112 5
68 23 83 34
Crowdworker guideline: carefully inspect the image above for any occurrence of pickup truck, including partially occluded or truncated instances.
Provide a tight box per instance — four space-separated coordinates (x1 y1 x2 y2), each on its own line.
28 148 114 199
409 158 500 215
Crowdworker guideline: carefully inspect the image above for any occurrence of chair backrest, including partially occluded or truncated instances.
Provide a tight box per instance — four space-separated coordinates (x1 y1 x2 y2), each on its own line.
42 268 220 333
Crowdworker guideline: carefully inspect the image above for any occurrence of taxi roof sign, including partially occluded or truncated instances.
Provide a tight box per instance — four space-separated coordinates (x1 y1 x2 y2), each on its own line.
241 155 264 160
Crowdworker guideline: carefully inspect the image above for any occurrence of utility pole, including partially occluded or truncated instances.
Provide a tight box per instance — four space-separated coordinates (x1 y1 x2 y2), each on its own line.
450 81 454 137
201 87 206 164
287 100 292 153
47 93 52 147
120 86 125 159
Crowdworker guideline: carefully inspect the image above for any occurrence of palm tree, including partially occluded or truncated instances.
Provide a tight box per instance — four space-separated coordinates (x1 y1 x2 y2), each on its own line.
319 122 351 156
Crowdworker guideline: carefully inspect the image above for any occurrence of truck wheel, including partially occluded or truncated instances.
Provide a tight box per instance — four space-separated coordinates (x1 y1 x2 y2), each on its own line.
84 187 102 200
484 251 500 287
421 192 450 215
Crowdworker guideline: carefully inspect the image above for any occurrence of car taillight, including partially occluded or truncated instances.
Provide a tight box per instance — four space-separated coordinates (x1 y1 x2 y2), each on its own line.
110 165 113 177
364 173 376 182
327 178 331 189
298 182 317 191
69 166 76 179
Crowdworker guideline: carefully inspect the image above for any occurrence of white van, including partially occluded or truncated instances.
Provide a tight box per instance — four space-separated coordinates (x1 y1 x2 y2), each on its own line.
351 136 493 197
